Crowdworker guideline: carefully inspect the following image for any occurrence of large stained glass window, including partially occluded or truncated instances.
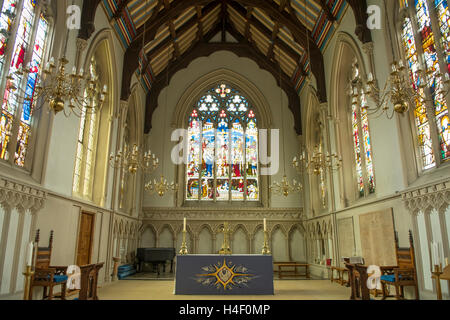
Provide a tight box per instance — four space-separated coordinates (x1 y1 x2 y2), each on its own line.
350 63 375 198
73 58 100 198
0 0 50 168
402 17 436 169
186 84 259 202
400 0 450 169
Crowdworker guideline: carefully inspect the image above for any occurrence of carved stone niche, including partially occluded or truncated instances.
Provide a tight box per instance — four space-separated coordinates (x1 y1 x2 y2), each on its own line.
142 207 304 221
0 177 46 212
402 179 450 214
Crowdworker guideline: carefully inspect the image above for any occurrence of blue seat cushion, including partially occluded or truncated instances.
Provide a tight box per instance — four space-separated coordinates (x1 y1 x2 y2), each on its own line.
381 274 402 282
118 265 134 272
53 275 68 283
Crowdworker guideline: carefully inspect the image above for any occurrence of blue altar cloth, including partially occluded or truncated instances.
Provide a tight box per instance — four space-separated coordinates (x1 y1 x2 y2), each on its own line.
174 255 274 295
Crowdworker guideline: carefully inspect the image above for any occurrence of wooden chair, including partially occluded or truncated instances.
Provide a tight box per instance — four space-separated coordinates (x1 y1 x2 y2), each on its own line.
380 230 419 300
79 262 104 300
30 230 68 300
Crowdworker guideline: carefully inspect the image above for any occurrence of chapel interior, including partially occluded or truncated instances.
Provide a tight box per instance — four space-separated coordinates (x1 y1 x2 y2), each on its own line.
0 0 449 301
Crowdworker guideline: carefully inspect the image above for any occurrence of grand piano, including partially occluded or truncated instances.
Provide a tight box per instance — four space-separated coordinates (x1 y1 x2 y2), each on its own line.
136 248 176 276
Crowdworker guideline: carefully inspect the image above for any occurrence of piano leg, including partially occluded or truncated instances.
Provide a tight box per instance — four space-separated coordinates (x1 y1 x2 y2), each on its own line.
170 260 174 273
163 263 167 274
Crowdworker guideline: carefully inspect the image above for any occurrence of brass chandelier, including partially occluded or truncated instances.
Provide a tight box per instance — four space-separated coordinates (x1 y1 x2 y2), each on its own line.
145 175 178 197
363 1 449 119
145 45 178 197
270 175 303 198
8 56 107 117
293 144 342 176
269 48 302 197
109 143 159 174
9 16 108 118
363 60 450 119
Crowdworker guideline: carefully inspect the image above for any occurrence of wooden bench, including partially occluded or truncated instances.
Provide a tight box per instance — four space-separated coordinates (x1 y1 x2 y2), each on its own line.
274 262 310 279
330 266 349 286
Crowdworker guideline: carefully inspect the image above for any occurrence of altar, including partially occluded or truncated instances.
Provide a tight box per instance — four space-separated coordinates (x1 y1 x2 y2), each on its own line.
174 255 274 295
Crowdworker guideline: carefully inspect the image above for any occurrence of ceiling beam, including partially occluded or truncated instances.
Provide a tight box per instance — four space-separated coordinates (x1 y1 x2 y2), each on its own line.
267 23 279 60
196 6 204 40
78 0 102 41
279 0 289 12
146 2 220 64
221 0 227 42
122 1 221 100
318 0 336 22
225 22 302 135
112 0 132 20
144 22 304 135
123 0 327 103
347 0 372 43
228 2 305 74
244 6 254 43
134 0 212 42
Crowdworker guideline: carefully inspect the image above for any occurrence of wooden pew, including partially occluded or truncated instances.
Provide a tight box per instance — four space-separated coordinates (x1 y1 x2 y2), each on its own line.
344 259 370 300
274 262 310 279
79 263 104 300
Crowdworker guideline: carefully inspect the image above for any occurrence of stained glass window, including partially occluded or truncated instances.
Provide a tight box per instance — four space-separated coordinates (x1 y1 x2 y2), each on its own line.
186 84 259 202
73 58 100 198
400 0 450 169
0 0 18 78
434 0 449 73
415 0 450 161
350 63 375 198
0 0 50 168
402 17 436 169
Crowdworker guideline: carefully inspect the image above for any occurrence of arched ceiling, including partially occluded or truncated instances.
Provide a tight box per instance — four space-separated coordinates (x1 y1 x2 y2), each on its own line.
80 0 372 134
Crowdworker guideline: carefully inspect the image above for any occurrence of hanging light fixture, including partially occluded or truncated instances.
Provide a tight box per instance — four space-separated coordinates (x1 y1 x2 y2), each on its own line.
8 0 107 117
109 0 158 175
109 143 159 175
293 143 342 176
270 47 302 197
292 0 342 178
145 46 178 197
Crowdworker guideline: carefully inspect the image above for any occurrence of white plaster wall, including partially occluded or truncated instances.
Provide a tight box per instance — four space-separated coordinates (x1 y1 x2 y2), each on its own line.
141 228 156 247
272 229 288 262
159 227 174 248
290 229 306 262
232 227 248 254
198 228 213 254
253 228 264 254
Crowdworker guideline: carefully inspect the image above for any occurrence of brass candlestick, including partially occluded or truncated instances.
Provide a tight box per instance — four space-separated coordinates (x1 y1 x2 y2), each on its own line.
262 230 271 255
219 222 232 255
432 264 443 300
23 266 34 300
179 230 188 255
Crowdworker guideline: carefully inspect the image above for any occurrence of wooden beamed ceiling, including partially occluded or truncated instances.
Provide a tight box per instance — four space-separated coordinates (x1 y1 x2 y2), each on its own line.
79 0 373 135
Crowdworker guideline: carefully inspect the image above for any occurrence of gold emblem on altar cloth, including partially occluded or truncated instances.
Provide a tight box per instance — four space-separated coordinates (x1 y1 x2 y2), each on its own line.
196 259 256 290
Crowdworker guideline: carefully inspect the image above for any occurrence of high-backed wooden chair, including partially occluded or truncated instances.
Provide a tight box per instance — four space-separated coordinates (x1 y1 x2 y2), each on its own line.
79 262 104 300
380 230 419 300
29 230 68 300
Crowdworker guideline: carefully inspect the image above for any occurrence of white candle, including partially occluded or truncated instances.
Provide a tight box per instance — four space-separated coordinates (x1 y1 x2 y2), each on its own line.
264 218 267 232
26 242 34 267
445 258 448 267
367 72 373 82
183 218 186 232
